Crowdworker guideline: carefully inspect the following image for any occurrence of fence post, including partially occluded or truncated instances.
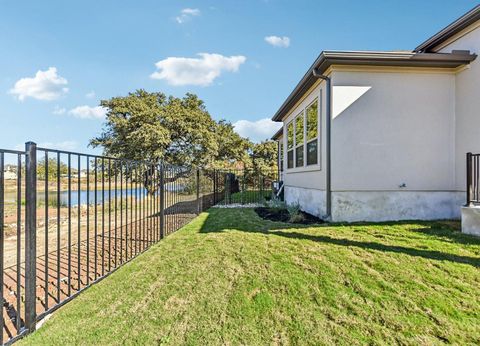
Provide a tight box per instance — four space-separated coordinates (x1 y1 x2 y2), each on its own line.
196 169 200 214
467 152 472 206
159 163 165 239
25 141 37 332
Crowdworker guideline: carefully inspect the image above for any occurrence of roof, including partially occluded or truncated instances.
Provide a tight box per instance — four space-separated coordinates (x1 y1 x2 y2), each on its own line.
271 50 476 122
415 5 480 52
271 127 283 140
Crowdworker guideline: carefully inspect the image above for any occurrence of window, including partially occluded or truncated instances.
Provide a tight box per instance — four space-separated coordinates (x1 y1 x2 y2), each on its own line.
287 122 294 168
306 100 318 165
295 113 304 167
278 140 284 172
285 94 320 171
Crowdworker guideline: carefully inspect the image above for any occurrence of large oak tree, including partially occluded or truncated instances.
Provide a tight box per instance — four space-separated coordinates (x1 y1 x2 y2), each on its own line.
90 90 251 168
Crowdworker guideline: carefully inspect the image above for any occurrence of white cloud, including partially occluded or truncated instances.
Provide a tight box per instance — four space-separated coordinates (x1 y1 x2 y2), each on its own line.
264 35 290 48
233 118 282 143
175 8 200 23
68 105 107 119
9 67 68 101
53 105 66 115
150 53 246 86
85 90 96 99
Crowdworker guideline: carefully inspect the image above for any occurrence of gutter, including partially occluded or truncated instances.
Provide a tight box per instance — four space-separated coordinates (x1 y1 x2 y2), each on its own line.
312 68 331 220
271 50 475 122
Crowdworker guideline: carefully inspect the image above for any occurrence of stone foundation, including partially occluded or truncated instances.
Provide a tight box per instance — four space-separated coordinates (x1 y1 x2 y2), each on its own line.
284 186 464 222
461 206 480 236
284 186 326 218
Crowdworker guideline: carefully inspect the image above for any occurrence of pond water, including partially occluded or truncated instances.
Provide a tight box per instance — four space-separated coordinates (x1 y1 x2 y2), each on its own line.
4 184 187 207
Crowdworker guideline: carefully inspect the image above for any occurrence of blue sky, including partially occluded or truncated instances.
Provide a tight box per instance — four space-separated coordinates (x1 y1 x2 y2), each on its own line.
0 0 478 155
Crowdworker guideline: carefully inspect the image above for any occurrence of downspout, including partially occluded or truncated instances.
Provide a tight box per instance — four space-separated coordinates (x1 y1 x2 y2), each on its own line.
312 68 332 220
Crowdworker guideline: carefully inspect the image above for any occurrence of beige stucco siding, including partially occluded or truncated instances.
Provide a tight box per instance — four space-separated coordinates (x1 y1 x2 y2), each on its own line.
331 70 456 192
438 25 480 191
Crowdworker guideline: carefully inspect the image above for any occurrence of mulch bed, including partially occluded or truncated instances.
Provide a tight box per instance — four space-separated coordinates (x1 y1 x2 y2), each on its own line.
254 207 324 224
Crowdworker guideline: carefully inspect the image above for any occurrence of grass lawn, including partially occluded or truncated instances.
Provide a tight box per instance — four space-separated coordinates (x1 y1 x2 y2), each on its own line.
20 208 480 345
227 190 271 204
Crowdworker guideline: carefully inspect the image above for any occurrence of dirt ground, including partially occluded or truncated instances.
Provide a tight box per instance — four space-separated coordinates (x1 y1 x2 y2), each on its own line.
1 192 199 343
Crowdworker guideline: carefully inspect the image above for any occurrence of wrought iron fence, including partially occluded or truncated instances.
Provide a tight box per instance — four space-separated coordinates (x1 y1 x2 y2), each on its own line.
0 143 276 345
206 169 278 205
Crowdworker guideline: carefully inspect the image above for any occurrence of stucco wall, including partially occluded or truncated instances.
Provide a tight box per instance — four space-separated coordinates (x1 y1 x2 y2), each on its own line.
438 25 480 191
284 186 326 218
278 27 480 221
281 69 460 221
332 191 463 222
331 70 456 192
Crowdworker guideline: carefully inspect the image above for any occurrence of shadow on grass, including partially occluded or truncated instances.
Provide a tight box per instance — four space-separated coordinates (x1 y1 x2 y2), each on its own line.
200 208 480 268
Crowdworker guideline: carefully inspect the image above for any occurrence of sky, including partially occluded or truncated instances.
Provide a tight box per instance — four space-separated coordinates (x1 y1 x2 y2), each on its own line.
0 0 478 155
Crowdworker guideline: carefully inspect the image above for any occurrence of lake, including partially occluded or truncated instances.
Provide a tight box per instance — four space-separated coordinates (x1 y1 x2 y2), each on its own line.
4 183 187 207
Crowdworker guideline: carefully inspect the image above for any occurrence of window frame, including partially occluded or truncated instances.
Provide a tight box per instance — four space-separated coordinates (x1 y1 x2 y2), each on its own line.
305 98 319 166
278 139 284 172
286 121 294 169
284 89 322 173
294 110 305 168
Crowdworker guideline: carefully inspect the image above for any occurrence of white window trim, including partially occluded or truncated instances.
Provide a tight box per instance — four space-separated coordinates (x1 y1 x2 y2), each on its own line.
286 120 295 169
278 139 284 172
305 98 319 166
284 89 322 174
294 110 305 168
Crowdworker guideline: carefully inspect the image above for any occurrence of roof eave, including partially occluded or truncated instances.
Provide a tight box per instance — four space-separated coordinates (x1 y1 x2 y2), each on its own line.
271 127 283 140
271 51 476 122
415 5 480 52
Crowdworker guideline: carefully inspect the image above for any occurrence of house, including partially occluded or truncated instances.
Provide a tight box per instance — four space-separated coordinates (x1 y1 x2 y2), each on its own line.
3 164 17 180
272 5 480 225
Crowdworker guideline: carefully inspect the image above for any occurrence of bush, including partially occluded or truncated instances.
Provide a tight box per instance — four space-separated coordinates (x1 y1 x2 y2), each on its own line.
289 212 306 223
287 203 301 217
287 202 304 223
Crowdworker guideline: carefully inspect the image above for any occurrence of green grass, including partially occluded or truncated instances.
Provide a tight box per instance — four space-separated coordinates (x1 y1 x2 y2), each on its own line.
227 190 271 204
21 209 480 345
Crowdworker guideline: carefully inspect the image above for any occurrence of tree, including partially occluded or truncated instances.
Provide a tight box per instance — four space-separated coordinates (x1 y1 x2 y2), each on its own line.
90 90 250 168
249 140 278 177
212 120 251 169
37 157 69 180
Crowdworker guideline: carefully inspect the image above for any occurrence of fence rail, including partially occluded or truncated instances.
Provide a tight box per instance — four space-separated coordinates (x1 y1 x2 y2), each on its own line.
0 142 276 345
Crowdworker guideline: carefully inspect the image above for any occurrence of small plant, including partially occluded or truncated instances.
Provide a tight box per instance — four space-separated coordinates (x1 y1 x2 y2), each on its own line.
287 203 301 216
289 212 305 223
287 202 304 223
264 198 286 210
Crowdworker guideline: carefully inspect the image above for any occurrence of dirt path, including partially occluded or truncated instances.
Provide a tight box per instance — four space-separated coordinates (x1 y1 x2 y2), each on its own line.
1 211 197 342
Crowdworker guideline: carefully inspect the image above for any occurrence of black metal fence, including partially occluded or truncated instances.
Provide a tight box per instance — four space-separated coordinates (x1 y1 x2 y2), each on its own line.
466 152 480 206
206 169 278 205
0 143 276 345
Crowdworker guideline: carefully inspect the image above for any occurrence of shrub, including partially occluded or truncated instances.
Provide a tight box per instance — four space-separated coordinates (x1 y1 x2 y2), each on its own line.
287 202 304 223
289 212 306 223
287 203 301 217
